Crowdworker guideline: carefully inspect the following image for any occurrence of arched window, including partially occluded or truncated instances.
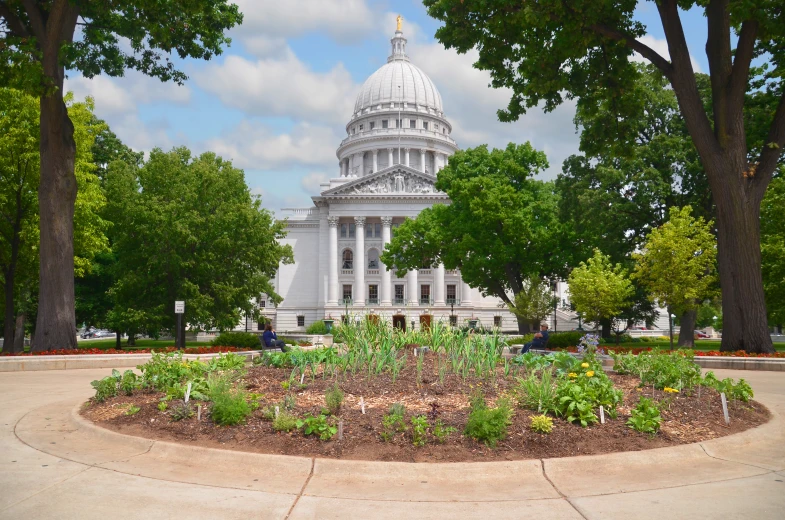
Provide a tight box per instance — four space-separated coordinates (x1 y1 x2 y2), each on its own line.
342 249 354 269
367 248 380 269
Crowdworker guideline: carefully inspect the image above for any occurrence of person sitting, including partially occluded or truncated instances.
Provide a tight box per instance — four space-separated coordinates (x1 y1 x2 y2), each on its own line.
522 323 550 353
262 324 289 352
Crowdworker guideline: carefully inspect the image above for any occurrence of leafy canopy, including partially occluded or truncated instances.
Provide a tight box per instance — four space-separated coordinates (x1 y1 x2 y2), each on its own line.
633 206 718 314
761 173 785 325
568 249 634 328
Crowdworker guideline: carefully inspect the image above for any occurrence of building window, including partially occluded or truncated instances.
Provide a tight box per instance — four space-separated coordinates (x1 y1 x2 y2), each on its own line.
340 223 347 238
443 128 447 134
342 285 353 302
449 315 458 327
367 248 379 269
494 316 502 327
446 284 457 304
349 223 356 238
423 121 429 130
342 249 353 269
257 320 264 331
410 119 416 128
352 127 356 134
420 284 431 304
394 284 405 304
382 120 388 129
297 316 305 327
259 300 266 308
366 224 373 238
374 222 381 237
396 119 402 128
435 123 439 131
368 284 379 304
370 121 375 130
359 124 364 131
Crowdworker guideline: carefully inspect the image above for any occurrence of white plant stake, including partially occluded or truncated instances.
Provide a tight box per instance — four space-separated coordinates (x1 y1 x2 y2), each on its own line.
599 405 605 424
721 392 730 425
275 406 280 419
338 419 344 441
197 404 202 422
300 373 305 385
360 397 366 414
184 382 192 403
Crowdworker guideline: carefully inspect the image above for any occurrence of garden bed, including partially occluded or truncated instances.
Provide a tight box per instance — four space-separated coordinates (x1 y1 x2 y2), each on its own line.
82 349 769 463
1 346 242 356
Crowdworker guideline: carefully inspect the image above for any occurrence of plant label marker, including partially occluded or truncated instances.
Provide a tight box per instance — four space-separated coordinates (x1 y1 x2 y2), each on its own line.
338 419 344 441
360 397 366 414
184 382 192 403
599 405 605 424
197 404 201 422
721 392 730 425
300 373 305 385
275 406 280 419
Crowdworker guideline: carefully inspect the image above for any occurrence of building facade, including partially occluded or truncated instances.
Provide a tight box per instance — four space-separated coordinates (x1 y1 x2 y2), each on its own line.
264 27 578 332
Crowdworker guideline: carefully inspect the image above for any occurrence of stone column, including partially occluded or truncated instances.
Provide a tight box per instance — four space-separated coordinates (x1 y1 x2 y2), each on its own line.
420 149 426 173
436 153 445 172
404 148 410 168
340 159 346 177
461 274 472 307
328 217 339 305
381 216 393 306
408 268 419 306
356 153 365 176
354 217 365 306
372 150 378 173
388 148 394 168
435 264 445 306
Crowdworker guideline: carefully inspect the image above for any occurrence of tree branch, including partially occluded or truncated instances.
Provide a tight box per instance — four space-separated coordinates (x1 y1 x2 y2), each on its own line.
0 3 30 37
755 91 785 185
588 23 674 80
21 0 45 40
728 20 759 112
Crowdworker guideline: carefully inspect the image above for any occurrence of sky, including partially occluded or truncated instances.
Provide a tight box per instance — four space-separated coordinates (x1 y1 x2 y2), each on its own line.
65 0 711 215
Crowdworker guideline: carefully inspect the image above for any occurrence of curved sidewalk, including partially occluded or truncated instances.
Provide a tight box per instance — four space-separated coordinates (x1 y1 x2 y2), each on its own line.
1 369 784 519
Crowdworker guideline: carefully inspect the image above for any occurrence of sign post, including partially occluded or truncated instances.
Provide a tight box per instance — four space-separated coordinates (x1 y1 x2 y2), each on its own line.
175 301 185 349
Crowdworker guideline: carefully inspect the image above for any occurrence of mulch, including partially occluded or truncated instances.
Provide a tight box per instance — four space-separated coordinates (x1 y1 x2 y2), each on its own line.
82 351 770 463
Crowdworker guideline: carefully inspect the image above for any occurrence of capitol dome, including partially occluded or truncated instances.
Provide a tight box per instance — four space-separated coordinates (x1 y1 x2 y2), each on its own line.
353 60 443 115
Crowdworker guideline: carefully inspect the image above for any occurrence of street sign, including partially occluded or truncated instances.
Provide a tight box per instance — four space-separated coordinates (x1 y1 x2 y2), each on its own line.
175 301 185 314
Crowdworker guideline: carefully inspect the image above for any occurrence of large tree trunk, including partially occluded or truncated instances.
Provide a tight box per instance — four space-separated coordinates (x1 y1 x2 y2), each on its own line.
12 313 26 353
677 309 697 348
32 90 78 352
515 315 532 334
2 279 14 354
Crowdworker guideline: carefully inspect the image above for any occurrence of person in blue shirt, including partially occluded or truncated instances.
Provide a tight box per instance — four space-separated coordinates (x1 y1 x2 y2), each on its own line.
522 323 550 353
262 323 289 352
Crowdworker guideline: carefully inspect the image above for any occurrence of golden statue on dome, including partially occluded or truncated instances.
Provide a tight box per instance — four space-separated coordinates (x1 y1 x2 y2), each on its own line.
396 15 403 32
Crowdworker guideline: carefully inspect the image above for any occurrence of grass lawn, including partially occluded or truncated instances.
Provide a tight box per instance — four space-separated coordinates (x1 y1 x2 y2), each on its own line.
77 338 213 350
602 340 785 352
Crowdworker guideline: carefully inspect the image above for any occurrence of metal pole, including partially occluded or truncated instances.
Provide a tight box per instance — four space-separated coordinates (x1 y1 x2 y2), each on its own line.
176 313 182 349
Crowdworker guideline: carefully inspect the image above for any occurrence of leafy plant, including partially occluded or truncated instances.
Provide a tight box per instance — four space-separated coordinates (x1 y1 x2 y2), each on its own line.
515 369 557 414
297 412 337 440
627 397 662 434
169 401 194 421
325 384 344 415
305 320 328 334
611 351 702 390
273 410 299 432
126 405 141 416
119 370 139 395
555 382 598 427
432 419 456 443
210 388 252 426
411 415 429 446
157 401 168 412
464 392 513 448
381 404 407 442
90 376 118 403
389 402 406 417
530 414 554 434
207 352 247 372
702 373 754 402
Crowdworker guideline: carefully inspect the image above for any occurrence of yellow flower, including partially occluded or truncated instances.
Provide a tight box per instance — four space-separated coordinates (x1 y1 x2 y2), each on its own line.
586 371 595 377
568 372 578 378
581 362 589 368
664 387 680 394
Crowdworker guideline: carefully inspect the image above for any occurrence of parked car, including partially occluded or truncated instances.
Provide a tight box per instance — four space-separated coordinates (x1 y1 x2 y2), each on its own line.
80 329 96 339
694 330 710 339
93 330 114 338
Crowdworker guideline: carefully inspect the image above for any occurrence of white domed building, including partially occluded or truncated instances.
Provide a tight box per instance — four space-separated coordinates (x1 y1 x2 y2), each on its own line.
265 26 562 332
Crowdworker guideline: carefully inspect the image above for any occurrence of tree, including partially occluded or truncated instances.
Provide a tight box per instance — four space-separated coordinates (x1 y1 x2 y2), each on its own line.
567 249 634 332
633 206 718 347
507 277 558 331
0 1 242 351
381 143 566 333
761 173 785 329
424 0 784 353
105 147 293 337
1 89 107 353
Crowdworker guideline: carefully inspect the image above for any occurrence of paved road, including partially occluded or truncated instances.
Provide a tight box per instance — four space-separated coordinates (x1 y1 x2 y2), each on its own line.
1 368 784 519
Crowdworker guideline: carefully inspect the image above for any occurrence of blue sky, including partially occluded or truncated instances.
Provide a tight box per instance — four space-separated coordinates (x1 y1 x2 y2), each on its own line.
66 0 711 214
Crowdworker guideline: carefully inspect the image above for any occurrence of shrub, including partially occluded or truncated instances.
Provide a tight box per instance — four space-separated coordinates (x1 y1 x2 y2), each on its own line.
411 415 429 446
297 412 337 440
511 351 554 372
119 370 139 395
516 370 558 414
273 410 299 432
547 331 585 349
464 392 513 448
211 388 252 426
381 404 407 442
211 332 261 349
702 372 754 402
612 351 702 390
432 419 456 443
530 414 554 434
305 320 328 335
207 352 247 372
170 401 194 421
627 397 662 434
325 384 344 415
137 351 208 391
90 376 118 402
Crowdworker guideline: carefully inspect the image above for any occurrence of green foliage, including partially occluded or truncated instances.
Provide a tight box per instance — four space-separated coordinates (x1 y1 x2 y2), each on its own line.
324 385 344 416
464 392 513 448
209 384 252 426
633 206 717 315
212 332 261 349
507 277 558 326
119 370 139 395
90 376 118 402
555 361 621 426
411 415 429 447
530 414 554 434
702 372 754 402
157 401 168 412
273 410 299 432
555 382 598 427
515 370 558 414
547 332 586 349
305 320 329 335
611 351 702 390
381 404 408 442
169 401 194 422
207 352 247 372
511 351 553 371
627 397 662 434
432 419 457 444
297 412 337 440
762 175 785 325
137 351 208 392
568 249 634 328
125 405 141 416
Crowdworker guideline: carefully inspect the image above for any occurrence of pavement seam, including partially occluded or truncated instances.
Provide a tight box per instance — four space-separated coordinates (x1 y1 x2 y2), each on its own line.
0 466 93 513
284 457 315 519
698 442 780 472
540 458 589 520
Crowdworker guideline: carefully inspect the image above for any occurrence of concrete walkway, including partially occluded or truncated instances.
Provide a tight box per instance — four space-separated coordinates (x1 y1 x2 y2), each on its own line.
1 369 784 519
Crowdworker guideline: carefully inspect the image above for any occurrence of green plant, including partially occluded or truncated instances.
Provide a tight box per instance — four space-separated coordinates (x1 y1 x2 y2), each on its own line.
90 376 118 402
305 320 329 334
411 415 429 446
432 419 457 443
627 397 662 434
207 352 247 372
170 401 194 421
389 402 406 417
157 401 168 412
211 389 252 426
546 331 586 349
325 384 344 415
297 411 337 440
119 370 139 395
555 382 598 427
464 392 513 448
211 332 261 349
126 405 141 416
702 373 754 402
611 351 702 390
273 410 299 432
381 404 407 442
530 414 554 434
515 369 558 414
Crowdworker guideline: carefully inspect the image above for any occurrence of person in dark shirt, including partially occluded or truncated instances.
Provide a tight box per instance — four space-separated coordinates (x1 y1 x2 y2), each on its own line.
522 323 550 353
262 323 289 352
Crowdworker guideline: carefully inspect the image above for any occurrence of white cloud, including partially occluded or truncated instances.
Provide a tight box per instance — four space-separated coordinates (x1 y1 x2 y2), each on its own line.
300 172 330 193
195 51 357 126
243 35 289 58
66 72 191 117
203 120 339 171
250 187 305 216
632 35 702 73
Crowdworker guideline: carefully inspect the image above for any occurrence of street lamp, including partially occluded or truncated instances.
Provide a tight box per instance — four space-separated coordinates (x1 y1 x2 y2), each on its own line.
669 313 676 351
712 315 718 338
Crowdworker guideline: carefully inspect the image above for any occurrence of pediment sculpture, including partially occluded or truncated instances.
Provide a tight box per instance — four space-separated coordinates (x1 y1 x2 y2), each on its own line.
340 171 439 195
